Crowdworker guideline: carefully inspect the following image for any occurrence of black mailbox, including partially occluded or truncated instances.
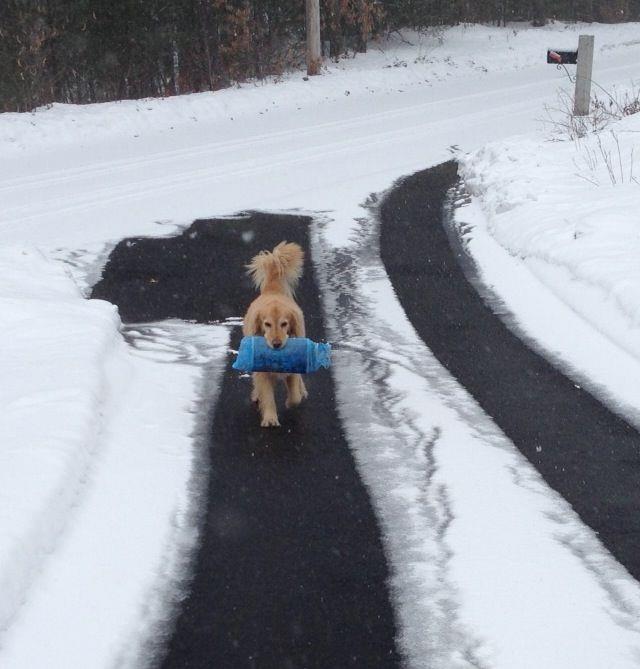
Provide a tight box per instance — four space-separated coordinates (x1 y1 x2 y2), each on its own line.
547 49 578 64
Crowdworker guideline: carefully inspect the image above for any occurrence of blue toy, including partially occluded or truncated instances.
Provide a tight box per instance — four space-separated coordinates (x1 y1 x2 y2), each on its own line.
232 336 331 374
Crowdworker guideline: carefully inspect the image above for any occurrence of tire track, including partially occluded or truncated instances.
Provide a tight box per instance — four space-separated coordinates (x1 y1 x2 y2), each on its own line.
1 80 543 193
2 100 538 226
379 161 640 582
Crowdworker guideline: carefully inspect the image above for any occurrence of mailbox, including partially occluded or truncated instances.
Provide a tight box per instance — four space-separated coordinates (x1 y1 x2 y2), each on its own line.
548 35 594 115
547 49 578 65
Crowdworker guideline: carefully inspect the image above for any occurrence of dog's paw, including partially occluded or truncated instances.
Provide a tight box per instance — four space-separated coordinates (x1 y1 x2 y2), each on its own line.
286 387 307 408
261 413 280 428
286 378 308 408
285 394 304 408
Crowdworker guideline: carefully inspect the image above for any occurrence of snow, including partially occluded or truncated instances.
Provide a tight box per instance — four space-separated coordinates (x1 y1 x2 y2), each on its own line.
2 20 640 668
0 247 121 631
458 110 640 427
0 274 229 668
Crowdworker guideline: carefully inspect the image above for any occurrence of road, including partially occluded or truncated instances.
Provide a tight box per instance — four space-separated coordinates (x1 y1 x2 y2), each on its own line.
3 53 640 257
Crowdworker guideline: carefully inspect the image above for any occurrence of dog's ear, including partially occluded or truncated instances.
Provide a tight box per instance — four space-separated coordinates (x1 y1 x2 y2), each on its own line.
289 309 305 337
244 311 262 336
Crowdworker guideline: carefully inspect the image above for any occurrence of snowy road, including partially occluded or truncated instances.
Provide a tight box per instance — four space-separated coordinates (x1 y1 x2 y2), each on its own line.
3 48 640 259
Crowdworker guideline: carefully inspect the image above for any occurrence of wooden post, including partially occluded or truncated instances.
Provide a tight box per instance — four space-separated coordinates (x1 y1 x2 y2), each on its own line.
574 34 594 116
357 0 369 53
306 0 321 76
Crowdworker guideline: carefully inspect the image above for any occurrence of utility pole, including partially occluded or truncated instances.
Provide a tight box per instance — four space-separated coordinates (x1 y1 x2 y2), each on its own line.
306 0 321 76
574 34 594 116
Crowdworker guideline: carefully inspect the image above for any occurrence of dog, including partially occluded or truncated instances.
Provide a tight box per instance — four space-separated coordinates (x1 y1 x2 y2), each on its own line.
243 241 308 427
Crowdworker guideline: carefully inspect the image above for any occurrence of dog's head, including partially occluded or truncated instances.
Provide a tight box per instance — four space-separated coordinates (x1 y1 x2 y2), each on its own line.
252 300 303 349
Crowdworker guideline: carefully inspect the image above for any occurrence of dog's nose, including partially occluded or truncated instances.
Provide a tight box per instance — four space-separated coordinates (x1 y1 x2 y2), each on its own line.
272 340 282 349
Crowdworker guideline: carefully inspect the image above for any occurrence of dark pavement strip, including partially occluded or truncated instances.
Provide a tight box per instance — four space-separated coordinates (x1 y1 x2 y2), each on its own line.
379 160 640 581
91 213 401 668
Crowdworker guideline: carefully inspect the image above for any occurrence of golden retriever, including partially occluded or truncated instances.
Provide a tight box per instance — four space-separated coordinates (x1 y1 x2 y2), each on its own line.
243 241 307 427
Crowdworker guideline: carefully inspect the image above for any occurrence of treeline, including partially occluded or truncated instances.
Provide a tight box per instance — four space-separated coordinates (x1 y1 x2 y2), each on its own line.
1 0 637 113
384 0 636 29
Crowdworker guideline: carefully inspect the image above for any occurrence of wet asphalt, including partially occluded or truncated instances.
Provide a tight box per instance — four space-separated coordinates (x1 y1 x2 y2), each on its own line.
379 160 640 582
91 214 401 669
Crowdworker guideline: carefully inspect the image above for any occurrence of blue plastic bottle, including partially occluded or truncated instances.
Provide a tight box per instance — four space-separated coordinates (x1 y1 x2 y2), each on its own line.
232 336 331 374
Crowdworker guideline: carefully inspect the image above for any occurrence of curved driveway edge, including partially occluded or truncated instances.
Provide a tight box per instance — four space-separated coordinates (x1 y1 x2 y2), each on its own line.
379 161 640 582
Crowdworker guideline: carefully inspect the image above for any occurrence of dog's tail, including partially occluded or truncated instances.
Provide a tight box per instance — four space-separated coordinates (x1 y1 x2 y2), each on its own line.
247 241 304 296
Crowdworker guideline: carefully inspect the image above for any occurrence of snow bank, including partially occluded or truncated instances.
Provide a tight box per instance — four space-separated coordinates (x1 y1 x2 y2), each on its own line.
0 320 229 669
0 246 231 669
0 247 121 631
458 100 640 434
460 113 640 338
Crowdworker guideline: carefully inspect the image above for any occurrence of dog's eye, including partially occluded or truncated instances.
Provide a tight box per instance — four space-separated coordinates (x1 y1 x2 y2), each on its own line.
281 321 288 328
264 321 272 328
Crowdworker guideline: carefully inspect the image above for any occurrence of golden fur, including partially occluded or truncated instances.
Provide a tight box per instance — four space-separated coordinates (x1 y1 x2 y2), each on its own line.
243 241 307 427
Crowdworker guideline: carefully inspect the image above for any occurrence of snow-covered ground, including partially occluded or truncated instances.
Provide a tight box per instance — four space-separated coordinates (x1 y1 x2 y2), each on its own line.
2 20 640 668
459 113 640 428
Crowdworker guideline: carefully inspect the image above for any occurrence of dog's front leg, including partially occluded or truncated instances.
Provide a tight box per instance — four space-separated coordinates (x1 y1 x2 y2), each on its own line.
253 372 280 427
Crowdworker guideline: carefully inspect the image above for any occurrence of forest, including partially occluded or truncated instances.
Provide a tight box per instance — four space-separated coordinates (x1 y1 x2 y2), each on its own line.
1 0 637 112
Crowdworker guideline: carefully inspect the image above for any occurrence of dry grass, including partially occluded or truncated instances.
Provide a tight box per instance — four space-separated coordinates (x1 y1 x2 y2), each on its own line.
542 84 640 141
